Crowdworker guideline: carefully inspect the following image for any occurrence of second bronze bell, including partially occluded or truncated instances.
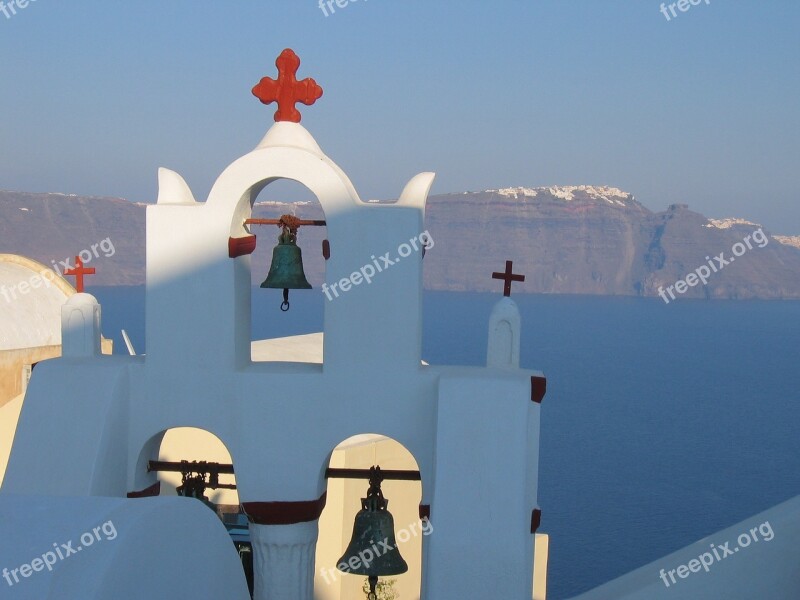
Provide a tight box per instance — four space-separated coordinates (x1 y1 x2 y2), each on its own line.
337 467 408 600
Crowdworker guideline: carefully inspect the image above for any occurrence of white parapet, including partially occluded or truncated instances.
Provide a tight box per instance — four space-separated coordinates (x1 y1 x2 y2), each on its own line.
0 495 250 599
487 296 522 369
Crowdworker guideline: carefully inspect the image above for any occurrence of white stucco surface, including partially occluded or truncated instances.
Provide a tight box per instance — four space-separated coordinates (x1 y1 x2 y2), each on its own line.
0 494 250 599
0 255 74 351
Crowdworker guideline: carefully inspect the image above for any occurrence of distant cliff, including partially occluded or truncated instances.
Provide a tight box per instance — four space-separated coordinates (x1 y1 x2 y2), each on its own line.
422 187 800 299
0 192 145 286
2 187 800 299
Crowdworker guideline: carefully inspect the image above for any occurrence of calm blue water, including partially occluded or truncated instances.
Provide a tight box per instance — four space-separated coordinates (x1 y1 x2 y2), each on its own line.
90 287 800 599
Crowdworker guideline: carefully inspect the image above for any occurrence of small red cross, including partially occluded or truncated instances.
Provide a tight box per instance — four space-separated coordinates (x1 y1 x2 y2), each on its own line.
492 260 525 297
64 256 96 293
252 49 323 123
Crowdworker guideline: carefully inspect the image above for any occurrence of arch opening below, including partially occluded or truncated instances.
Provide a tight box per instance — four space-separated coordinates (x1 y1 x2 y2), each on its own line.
316 434 426 600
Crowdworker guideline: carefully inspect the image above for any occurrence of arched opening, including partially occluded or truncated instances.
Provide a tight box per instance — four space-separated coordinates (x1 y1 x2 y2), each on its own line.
247 180 327 363
155 427 239 505
135 428 252 596
316 435 425 600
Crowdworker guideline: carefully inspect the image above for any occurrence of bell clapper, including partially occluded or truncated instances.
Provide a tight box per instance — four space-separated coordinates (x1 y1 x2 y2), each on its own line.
368 575 378 600
281 288 290 312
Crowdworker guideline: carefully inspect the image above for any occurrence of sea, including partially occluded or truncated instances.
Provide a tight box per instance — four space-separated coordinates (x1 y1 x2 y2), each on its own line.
90 287 800 599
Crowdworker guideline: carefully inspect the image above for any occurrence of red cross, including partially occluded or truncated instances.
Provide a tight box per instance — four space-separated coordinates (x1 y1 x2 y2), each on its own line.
492 260 525 297
64 256 96 293
252 49 323 123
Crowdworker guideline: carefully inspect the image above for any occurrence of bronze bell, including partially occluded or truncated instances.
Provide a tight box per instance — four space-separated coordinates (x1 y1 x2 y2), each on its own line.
338 467 408 599
261 225 311 311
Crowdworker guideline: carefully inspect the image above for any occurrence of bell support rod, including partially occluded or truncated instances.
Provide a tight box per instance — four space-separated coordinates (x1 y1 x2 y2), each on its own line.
245 218 326 227
149 464 418 481
148 460 235 475
325 468 421 481
178 481 237 490
148 461 237 491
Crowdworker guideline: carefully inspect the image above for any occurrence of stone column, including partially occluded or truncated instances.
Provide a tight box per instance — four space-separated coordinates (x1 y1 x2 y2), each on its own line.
250 521 319 600
243 494 326 600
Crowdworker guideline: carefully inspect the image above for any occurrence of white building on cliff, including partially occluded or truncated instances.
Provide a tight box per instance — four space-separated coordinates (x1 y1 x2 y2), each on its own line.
0 50 546 600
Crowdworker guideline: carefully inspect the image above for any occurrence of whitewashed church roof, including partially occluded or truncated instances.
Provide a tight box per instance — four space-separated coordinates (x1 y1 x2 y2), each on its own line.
0 254 75 351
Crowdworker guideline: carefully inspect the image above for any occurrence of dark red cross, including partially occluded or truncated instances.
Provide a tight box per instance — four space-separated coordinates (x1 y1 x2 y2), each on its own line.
492 260 525 297
64 256 96 293
252 49 323 123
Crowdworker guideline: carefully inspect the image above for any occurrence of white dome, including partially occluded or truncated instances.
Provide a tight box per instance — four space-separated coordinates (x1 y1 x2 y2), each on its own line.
0 254 75 352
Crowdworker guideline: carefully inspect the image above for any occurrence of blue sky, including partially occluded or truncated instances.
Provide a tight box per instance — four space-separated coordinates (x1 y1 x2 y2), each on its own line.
1 1 798 231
